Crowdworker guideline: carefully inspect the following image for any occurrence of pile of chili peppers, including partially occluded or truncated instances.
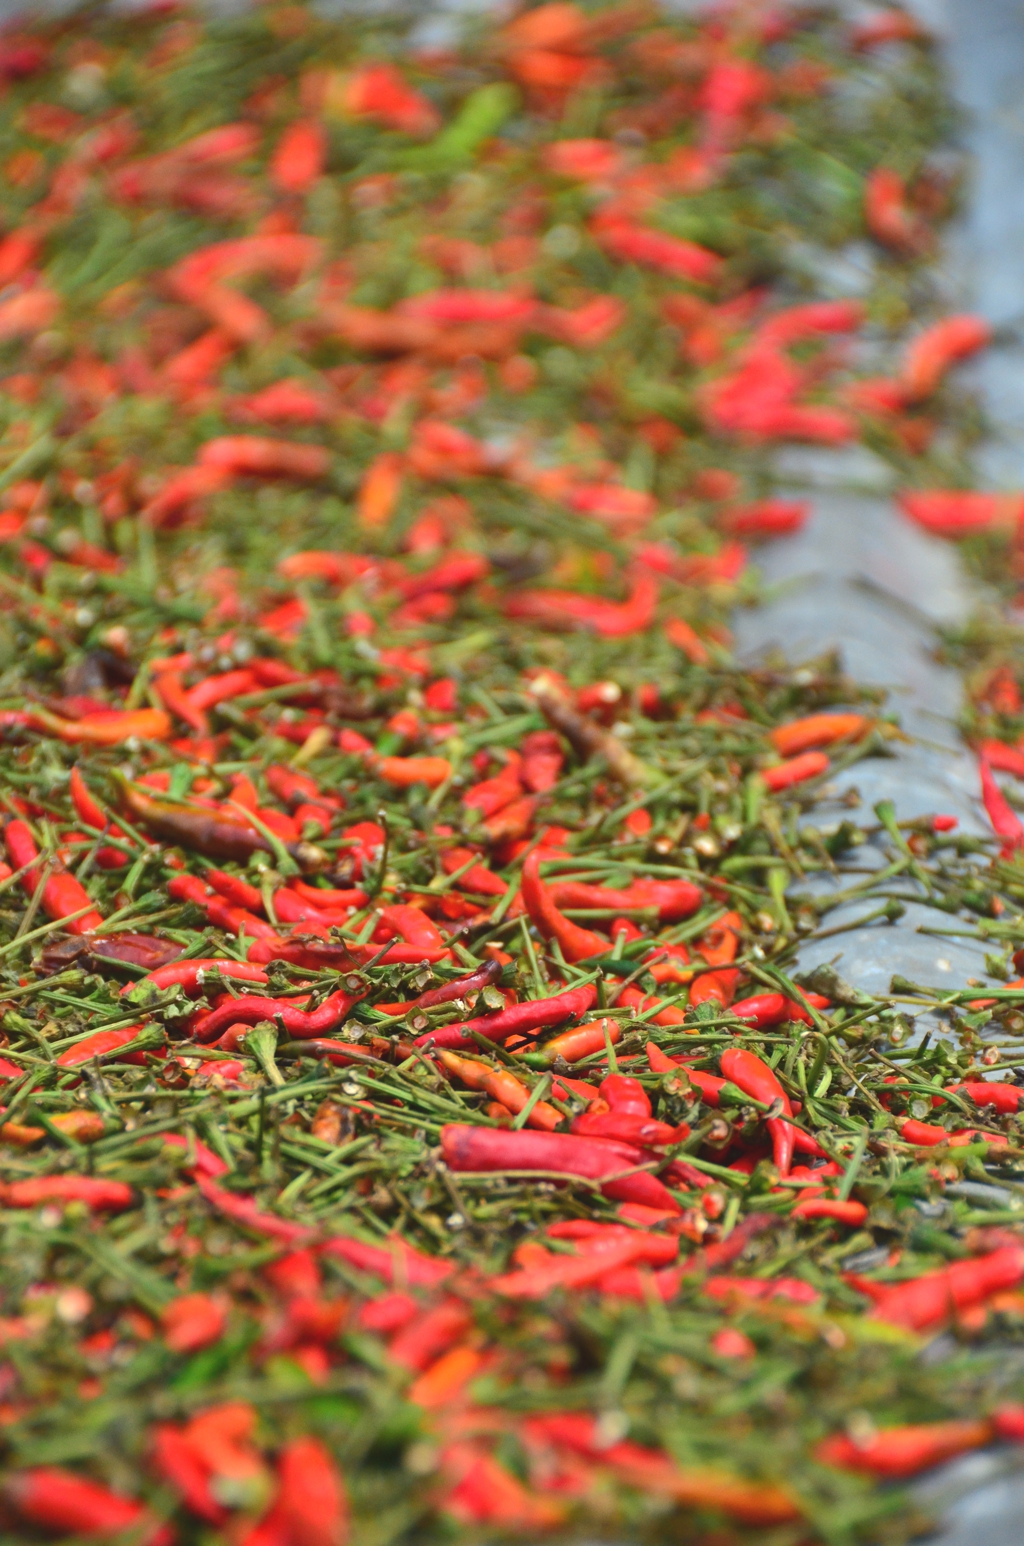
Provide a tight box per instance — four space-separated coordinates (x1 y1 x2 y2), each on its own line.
2 2 1024 1543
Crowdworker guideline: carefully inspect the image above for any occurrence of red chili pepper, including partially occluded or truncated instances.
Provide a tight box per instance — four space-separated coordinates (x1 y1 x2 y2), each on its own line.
196 1175 315 1244
993 1404 1024 1441
68 767 128 870
519 729 564 792
599 1074 650 1116
288 878 367 909
271 117 327 193
191 986 363 1044
185 668 258 713
161 1291 226 1353
548 876 703 923
397 550 490 599
720 1048 797 1176
688 969 741 1009
376 755 452 788
321 1231 452 1288
729 991 826 1027
207 868 263 911
791 1197 867 1225
816 1420 991 1477
4 818 104 934
3 1469 168 1543
869 1244 1024 1331
571 1110 684 1146
441 1123 683 1213
463 754 523 816
761 751 830 791
506 574 659 637
0 1176 133 1210
55 1024 153 1068
521 850 606 961
277 1437 349 1546
151 1426 228 1525
439 846 507 896
198 435 330 481
900 314 991 401
522 1413 796 1524
864 167 929 254
718 499 810 539
613 984 687 1028
646 1041 682 1074
212 895 283 940
166 872 211 906
898 490 1024 538
415 981 597 1050
265 763 340 807
592 215 721 284
166 329 236 395
980 757 1024 850
130 957 270 997
340 61 440 136
947 1080 1023 1113
490 1230 678 1297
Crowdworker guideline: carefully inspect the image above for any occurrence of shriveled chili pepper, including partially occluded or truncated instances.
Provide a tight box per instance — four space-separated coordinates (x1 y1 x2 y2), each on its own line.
405 957 502 1009
113 772 324 869
415 981 596 1050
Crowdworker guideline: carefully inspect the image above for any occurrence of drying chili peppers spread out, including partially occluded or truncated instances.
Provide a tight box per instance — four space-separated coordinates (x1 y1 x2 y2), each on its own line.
0 3 1023 1543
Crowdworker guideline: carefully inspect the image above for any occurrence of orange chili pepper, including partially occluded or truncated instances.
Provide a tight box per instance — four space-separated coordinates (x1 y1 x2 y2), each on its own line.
769 713 870 756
